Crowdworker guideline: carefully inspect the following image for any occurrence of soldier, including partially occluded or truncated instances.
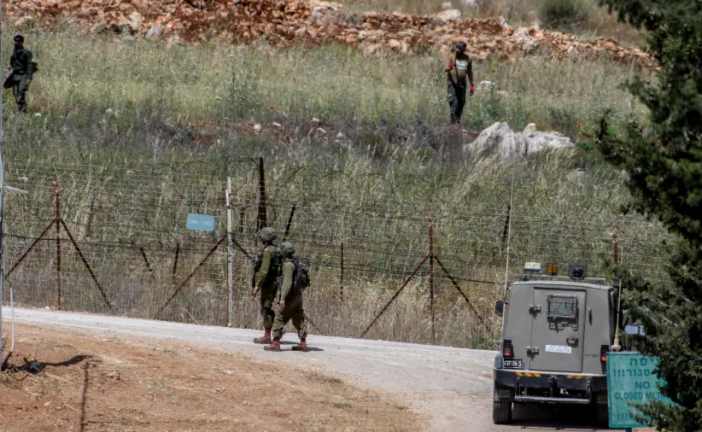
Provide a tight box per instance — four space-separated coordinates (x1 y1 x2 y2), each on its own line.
251 227 281 344
264 241 308 352
444 41 474 125
3 35 36 113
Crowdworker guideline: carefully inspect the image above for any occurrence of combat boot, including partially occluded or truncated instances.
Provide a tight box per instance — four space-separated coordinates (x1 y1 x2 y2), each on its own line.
291 339 308 352
264 338 282 351
253 329 272 344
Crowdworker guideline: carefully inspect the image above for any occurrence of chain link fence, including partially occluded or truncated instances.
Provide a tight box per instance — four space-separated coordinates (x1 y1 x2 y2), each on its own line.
0 158 671 348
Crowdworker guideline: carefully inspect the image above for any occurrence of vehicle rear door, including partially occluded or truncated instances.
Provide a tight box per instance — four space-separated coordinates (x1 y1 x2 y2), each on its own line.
528 287 586 373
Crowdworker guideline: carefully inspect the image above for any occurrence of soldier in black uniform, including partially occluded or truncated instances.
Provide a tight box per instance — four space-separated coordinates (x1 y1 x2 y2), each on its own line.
4 35 36 113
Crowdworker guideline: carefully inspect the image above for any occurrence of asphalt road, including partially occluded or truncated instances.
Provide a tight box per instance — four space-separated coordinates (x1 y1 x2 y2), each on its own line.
1 308 618 432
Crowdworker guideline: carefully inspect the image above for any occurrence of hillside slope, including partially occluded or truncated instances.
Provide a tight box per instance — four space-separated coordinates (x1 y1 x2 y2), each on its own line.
8 0 652 67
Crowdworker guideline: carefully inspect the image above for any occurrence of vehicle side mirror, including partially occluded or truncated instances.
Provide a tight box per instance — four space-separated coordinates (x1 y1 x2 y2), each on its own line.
495 301 504 317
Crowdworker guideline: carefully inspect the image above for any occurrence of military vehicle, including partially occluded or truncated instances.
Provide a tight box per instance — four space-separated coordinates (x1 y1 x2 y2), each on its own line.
492 262 627 426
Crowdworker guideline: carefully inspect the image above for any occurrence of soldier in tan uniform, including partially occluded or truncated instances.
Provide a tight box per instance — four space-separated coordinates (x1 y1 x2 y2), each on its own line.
265 241 308 352
252 227 281 344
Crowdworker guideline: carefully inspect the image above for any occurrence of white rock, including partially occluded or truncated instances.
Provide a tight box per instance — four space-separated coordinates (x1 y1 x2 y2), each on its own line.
128 12 143 33
433 9 461 22
272 122 282 128
253 124 262 134
34 112 42 118
465 122 574 158
145 25 163 40
522 123 537 135
499 16 511 29
477 81 496 92
511 27 540 54
312 117 321 123
441 2 453 9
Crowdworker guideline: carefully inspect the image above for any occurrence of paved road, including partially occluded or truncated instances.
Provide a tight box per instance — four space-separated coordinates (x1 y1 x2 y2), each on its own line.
2 308 617 431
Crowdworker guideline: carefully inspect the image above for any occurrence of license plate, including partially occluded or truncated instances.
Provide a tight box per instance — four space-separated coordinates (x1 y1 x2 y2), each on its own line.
503 359 523 369
545 345 572 354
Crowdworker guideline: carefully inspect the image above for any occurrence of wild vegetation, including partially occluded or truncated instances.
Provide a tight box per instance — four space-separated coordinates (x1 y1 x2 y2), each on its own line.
0 28 666 349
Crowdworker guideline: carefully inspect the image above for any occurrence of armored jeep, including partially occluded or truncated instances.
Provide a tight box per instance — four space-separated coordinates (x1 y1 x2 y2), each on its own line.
492 262 627 426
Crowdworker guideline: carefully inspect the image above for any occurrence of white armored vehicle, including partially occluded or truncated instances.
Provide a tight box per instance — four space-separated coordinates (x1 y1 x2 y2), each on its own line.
493 262 628 426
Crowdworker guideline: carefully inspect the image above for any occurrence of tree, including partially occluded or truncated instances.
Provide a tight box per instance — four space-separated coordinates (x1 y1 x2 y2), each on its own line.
596 1 702 430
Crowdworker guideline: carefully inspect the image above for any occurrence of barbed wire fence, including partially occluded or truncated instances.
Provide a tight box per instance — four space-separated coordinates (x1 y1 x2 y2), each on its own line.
0 157 672 349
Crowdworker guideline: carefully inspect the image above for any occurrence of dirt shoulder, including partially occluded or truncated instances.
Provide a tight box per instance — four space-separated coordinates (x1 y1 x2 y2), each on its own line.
0 324 423 432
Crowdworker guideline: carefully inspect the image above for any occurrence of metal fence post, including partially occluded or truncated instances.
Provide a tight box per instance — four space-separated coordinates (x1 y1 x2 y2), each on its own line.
226 177 234 327
429 218 435 344
340 242 344 303
55 182 62 310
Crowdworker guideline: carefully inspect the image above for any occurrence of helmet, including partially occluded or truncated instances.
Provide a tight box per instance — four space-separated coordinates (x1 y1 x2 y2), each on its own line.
258 227 278 243
13 35 24 43
280 241 295 256
455 41 467 51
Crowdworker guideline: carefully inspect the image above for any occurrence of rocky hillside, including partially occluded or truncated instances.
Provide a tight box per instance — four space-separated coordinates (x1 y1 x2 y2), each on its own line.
8 0 652 67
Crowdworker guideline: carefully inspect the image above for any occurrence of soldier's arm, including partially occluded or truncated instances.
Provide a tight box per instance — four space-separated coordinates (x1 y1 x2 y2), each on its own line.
25 51 34 81
467 58 474 86
254 249 271 287
281 261 294 298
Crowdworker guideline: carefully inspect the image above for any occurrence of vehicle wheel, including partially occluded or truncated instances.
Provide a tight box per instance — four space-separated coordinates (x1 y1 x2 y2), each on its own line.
493 389 512 424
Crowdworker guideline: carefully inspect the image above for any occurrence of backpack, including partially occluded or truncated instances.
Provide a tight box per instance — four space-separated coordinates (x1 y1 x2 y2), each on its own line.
291 258 311 291
251 247 283 287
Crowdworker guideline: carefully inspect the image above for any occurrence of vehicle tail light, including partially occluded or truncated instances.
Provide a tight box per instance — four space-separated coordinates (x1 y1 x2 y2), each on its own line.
600 345 609 362
503 340 514 358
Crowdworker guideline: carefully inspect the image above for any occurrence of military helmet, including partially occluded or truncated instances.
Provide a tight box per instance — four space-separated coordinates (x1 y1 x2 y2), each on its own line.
455 41 467 51
258 227 278 243
13 35 24 43
280 241 295 256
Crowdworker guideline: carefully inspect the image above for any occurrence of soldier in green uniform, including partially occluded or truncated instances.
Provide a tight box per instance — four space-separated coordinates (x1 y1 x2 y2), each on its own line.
3 35 35 113
251 227 281 344
445 41 474 125
265 241 308 352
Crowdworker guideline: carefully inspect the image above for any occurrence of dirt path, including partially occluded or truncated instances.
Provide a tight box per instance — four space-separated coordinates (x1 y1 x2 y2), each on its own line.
2 308 626 431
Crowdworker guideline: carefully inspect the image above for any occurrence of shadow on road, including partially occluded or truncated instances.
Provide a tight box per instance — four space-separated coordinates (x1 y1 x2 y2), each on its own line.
509 404 614 431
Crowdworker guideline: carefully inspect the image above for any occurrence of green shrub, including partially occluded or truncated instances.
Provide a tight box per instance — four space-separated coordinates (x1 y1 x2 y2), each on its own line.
539 0 591 32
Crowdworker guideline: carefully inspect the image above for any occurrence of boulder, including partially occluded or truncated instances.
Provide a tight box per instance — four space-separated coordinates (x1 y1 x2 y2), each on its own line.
511 27 540 54
465 122 574 158
433 9 461 23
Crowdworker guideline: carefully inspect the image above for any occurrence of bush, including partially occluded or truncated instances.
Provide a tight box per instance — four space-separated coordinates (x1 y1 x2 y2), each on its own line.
539 0 590 32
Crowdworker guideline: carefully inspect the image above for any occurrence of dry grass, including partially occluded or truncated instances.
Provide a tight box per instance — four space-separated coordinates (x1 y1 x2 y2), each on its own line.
0 29 669 349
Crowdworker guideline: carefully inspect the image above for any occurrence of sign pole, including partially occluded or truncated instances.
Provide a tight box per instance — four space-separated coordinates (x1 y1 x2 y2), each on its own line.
226 177 233 328
0 1 6 371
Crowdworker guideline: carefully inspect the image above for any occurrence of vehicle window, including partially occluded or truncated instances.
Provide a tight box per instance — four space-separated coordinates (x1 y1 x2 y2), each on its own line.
547 295 577 319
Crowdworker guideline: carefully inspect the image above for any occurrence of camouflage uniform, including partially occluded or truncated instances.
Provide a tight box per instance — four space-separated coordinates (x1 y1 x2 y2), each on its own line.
252 227 280 344
265 242 308 352
3 35 35 113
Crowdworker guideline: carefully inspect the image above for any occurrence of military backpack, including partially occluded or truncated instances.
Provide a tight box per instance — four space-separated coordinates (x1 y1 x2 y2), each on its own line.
251 247 283 287
291 258 311 291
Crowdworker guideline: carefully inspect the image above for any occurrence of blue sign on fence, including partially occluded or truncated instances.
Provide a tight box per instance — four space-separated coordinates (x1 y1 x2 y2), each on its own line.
607 352 669 428
186 213 215 231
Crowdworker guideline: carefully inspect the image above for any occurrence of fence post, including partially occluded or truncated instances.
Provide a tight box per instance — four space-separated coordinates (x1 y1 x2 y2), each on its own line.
172 242 180 288
55 182 61 310
257 157 267 231
429 218 435 344
226 177 234 328
340 242 344 303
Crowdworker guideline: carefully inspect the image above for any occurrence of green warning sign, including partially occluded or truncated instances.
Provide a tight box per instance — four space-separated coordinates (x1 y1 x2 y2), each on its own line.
606 352 669 428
